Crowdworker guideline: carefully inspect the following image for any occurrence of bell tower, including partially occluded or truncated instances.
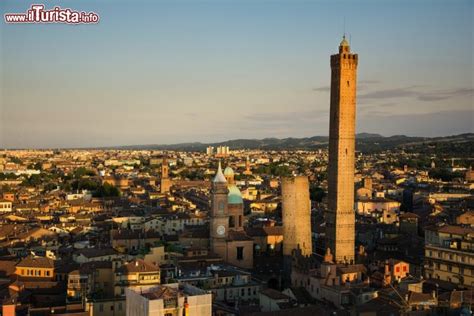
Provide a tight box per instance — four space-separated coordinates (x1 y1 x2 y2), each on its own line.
210 162 229 258
160 156 172 194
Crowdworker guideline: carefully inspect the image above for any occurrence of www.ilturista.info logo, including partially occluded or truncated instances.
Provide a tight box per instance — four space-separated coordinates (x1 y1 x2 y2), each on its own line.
4 4 99 24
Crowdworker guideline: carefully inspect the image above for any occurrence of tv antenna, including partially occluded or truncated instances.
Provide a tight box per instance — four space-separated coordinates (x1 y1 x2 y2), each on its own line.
343 17 346 37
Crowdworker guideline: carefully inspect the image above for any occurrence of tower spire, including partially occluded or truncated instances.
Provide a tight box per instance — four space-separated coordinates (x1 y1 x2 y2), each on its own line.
213 161 227 183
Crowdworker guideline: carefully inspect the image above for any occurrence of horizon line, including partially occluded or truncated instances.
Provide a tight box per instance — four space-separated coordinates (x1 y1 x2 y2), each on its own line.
1 131 473 151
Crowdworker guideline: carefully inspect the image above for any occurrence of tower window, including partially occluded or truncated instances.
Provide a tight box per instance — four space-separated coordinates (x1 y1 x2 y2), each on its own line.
218 201 225 213
347 81 350 87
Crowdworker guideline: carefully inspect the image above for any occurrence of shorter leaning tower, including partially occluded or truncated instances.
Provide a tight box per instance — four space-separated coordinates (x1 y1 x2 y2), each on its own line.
281 176 312 256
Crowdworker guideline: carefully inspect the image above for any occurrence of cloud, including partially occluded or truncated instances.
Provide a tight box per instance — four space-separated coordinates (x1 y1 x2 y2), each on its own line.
359 86 473 102
313 86 330 92
184 112 199 117
359 86 421 100
245 109 328 124
359 110 473 137
359 80 381 84
314 79 380 93
359 102 397 113
315 81 473 103
417 88 474 101
227 109 473 140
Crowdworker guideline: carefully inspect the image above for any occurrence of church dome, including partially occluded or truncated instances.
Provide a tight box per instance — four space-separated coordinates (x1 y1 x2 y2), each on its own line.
228 184 243 204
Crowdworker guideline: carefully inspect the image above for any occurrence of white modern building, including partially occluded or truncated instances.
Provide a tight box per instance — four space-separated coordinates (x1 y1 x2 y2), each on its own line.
126 283 211 316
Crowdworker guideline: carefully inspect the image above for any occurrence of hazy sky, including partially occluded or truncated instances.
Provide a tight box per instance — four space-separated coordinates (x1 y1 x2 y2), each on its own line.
1 0 473 148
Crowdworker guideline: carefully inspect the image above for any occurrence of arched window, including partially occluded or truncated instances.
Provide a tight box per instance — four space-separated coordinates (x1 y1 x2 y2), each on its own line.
218 201 224 213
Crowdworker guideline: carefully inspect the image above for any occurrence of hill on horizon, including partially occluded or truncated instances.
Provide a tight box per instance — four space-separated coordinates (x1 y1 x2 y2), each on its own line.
100 133 473 153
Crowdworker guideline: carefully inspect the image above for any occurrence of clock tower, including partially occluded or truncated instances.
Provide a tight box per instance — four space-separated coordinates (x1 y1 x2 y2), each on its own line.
210 161 229 259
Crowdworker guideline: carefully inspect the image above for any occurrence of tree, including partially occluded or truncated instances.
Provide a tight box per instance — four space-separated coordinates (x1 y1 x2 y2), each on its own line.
310 186 326 202
255 163 291 177
428 168 463 182
94 183 120 197
73 167 95 178
72 179 99 191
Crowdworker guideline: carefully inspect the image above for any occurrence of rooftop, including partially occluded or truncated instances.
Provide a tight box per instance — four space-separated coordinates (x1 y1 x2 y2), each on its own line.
118 259 159 274
16 256 54 269
132 283 208 300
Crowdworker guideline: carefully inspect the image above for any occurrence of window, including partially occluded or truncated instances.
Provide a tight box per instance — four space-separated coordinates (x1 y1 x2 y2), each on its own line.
237 247 244 260
229 216 235 228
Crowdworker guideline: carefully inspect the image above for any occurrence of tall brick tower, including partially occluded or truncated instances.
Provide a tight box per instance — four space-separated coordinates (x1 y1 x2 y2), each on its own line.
326 35 358 263
282 176 312 256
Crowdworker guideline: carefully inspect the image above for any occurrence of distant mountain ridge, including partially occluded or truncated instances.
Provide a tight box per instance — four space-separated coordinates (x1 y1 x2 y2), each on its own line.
108 133 473 153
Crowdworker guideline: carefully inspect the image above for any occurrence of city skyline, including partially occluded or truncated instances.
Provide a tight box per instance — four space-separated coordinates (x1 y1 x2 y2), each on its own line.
1 0 473 149
0 2 473 312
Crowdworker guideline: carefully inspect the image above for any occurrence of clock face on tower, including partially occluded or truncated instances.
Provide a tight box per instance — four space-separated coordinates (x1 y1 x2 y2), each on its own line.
216 225 226 236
